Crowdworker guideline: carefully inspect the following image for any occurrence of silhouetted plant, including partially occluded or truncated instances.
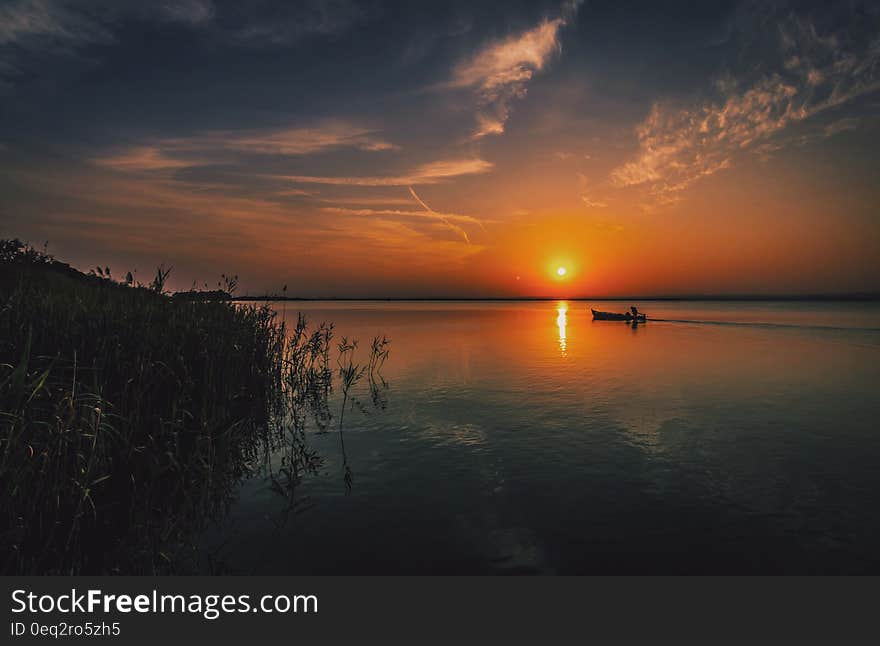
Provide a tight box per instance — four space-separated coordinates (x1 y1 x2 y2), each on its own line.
150 264 172 294
0 239 390 572
0 239 53 264
0 242 284 573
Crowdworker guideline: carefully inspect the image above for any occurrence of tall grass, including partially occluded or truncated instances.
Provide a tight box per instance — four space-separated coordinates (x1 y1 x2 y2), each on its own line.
0 240 388 573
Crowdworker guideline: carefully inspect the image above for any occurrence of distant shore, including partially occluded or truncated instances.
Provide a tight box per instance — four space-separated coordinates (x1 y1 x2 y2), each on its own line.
234 294 880 303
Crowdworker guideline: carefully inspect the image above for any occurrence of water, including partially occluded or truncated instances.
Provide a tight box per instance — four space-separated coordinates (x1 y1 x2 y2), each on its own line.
204 300 880 574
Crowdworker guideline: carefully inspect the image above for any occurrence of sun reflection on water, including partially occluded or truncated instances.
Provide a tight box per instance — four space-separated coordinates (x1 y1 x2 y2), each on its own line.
556 301 568 355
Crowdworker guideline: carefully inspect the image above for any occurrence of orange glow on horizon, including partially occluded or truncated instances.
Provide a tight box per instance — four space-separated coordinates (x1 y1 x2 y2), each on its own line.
14 123 879 299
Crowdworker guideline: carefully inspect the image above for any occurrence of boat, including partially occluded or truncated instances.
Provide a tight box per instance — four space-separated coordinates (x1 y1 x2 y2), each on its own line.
591 308 647 322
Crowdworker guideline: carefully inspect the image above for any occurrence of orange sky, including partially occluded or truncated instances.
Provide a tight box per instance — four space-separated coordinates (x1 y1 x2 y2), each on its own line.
1 1 878 297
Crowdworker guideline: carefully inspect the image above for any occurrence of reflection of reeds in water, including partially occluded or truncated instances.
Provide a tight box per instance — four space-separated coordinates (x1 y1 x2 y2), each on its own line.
270 314 333 519
333 336 389 494
0 239 389 573
369 336 391 410
271 326 390 507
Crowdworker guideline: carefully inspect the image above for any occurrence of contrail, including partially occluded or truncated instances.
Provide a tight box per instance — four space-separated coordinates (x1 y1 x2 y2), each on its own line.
408 186 471 244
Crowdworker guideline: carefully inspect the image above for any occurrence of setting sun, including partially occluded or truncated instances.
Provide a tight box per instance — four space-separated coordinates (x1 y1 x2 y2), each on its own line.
557 267 567 277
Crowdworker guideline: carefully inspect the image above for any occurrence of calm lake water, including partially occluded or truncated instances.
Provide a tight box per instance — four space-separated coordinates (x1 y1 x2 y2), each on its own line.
204 300 880 574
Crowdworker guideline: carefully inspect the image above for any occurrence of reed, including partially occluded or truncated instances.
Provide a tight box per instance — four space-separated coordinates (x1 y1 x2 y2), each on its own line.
0 239 388 574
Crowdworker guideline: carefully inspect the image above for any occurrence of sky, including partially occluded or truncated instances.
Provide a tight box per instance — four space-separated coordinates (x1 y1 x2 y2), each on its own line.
1 0 879 297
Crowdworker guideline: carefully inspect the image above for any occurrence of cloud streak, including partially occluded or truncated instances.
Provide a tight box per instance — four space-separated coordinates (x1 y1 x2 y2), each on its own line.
0 1 215 47
228 0 361 47
92 122 398 172
170 122 398 156
0 0 110 47
610 9 880 198
408 186 471 244
321 205 479 224
0 1 358 92
450 1 581 139
280 158 494 186
581 195 607 208
93 146 205 171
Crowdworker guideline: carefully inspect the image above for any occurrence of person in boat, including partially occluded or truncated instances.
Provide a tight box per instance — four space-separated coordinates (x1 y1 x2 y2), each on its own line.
631 306 640 319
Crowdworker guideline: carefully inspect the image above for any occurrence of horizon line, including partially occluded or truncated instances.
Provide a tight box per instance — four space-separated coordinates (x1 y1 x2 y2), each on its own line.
232 293 880 302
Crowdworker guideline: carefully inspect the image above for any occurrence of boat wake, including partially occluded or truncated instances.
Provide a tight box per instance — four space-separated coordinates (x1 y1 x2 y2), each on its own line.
649 318 880 333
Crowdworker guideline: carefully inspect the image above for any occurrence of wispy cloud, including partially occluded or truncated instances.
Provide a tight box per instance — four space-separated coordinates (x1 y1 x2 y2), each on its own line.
5 158 484 278
275 188 314 197
450 1 581 139
321 204 480 226
823 116 861 137
0 0 111 48
93 146 204 171
408 186 471 244
610 9 880 198
0 0 361 49
0 1 354 91
0 0 214 47
0 0 216 94
316 196 416 206
159 0 214 25
280 157 494 186
170 122 398 155
93 122 398 172
581 195 607 208
229 0 361 47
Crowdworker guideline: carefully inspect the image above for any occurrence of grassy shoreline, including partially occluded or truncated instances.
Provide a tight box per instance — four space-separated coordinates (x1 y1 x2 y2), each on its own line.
0 240 385 574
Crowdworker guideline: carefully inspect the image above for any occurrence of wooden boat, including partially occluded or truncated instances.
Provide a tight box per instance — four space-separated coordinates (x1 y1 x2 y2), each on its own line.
591 308 647 322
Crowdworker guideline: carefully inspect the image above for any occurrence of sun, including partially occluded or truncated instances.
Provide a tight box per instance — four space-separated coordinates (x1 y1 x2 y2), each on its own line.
556 266 567 277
